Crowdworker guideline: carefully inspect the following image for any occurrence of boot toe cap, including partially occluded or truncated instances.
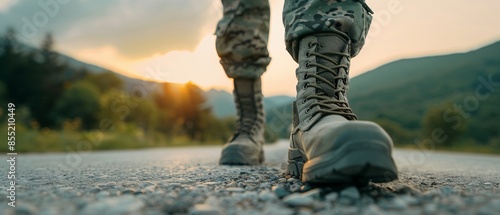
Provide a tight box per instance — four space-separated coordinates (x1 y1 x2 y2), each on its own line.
304 118 393 159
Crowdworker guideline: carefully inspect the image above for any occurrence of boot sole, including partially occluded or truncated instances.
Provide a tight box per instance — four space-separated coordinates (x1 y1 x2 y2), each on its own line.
219 144 264 165
287 141 397 184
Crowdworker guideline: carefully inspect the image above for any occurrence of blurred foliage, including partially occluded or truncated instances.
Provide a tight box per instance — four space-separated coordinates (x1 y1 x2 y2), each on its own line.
53 81 101 129
0 27 274 152
421 102 466 147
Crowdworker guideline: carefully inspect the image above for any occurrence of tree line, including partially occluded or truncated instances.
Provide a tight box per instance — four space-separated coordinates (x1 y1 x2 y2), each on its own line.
0 27 242 149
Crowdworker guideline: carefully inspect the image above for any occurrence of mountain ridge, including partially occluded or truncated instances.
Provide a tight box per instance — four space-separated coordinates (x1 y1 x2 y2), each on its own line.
266 41 500 146
350 41 500 99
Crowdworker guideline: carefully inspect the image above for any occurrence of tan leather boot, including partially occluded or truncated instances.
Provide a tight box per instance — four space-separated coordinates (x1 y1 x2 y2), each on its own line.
219 78 265 165
286 33 398 184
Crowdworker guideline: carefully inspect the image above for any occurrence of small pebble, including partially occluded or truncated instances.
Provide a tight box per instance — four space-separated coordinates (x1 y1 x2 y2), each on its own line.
189 204 221 215
468 182 479 187
80 196 145 215
394 185 421 196
259 182 271 189
259 190 278 202
379 198 409 210
423 203 437 214
226 181 237 187
263 205 294 215
440 186 455 196
298 208 313 215
139 182 156 188
283 193 314 207
96 191 110 199
302 188 321 200
203 182 219 185
325 192 338 202
290 183 301 192
15 203 38 215
400 195 419 206
225 187 245 192
364 204 383 215
121 189 136 195
340 186 360 200
272 186 290 199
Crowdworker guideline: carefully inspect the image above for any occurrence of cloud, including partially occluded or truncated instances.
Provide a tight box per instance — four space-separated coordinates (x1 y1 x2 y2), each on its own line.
132 34 231 89
0 0 222 59
72 44 136 77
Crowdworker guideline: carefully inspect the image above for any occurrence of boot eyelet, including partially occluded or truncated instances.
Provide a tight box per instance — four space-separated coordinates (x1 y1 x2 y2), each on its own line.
305 108 311 114
302 98 308 104
303 83 309 89
308 42 313 48
305 62 310 68
306 51 311 57
303 73 308 79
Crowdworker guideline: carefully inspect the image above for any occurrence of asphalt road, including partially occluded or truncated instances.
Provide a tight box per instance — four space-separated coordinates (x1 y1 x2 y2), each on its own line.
1 140 499 215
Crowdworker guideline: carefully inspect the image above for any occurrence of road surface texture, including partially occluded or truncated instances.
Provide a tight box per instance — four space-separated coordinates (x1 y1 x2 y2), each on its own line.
1 140 499 215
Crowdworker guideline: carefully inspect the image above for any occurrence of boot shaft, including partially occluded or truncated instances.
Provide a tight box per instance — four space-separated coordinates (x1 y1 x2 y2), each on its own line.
231 78 265 143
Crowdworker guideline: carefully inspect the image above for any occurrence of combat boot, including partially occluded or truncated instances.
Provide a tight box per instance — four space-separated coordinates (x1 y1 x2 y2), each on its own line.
286 33 398 184
219 78 265 165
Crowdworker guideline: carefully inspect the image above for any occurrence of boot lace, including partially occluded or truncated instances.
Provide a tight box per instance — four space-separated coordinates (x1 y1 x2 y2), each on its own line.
234 94 263 140
304 43 357 120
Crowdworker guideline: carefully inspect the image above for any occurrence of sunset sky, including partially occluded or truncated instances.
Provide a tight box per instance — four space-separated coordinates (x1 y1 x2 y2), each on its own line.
1 0 499 96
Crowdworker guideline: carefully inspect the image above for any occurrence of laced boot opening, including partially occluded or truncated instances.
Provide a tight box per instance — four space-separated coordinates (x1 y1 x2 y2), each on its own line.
301 34 357 121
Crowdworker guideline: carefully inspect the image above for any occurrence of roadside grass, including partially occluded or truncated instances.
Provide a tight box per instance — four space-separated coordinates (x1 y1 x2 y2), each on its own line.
2 123 499 155
0 123 224 153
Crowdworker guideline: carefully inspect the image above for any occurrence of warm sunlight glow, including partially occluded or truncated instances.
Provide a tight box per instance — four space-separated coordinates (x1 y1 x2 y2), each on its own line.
177 82 189 100
0 0 16 12
73 45 143 79
132 35 232 90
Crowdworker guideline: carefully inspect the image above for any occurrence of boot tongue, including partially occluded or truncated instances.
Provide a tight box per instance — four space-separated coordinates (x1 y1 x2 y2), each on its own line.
315 35 348 98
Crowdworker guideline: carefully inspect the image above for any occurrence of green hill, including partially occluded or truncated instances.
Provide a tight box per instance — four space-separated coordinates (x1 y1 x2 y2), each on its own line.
267 41 500 152
349 41 500 145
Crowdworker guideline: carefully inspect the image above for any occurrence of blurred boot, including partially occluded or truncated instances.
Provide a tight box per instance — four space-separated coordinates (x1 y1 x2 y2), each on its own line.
286 33 398 183
219 78 265 165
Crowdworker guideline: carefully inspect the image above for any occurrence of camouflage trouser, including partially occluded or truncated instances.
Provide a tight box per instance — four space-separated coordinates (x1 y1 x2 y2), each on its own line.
216 0 373 78
215 0 271 79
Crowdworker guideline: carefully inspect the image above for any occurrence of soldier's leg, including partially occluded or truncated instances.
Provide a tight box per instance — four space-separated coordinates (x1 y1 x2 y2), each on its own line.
283 0 373 59
282 0 398 183
216 0 270 165
215 0 271 79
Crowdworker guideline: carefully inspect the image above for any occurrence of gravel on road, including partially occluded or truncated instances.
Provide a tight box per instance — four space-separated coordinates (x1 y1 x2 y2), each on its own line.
1 141 499 215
